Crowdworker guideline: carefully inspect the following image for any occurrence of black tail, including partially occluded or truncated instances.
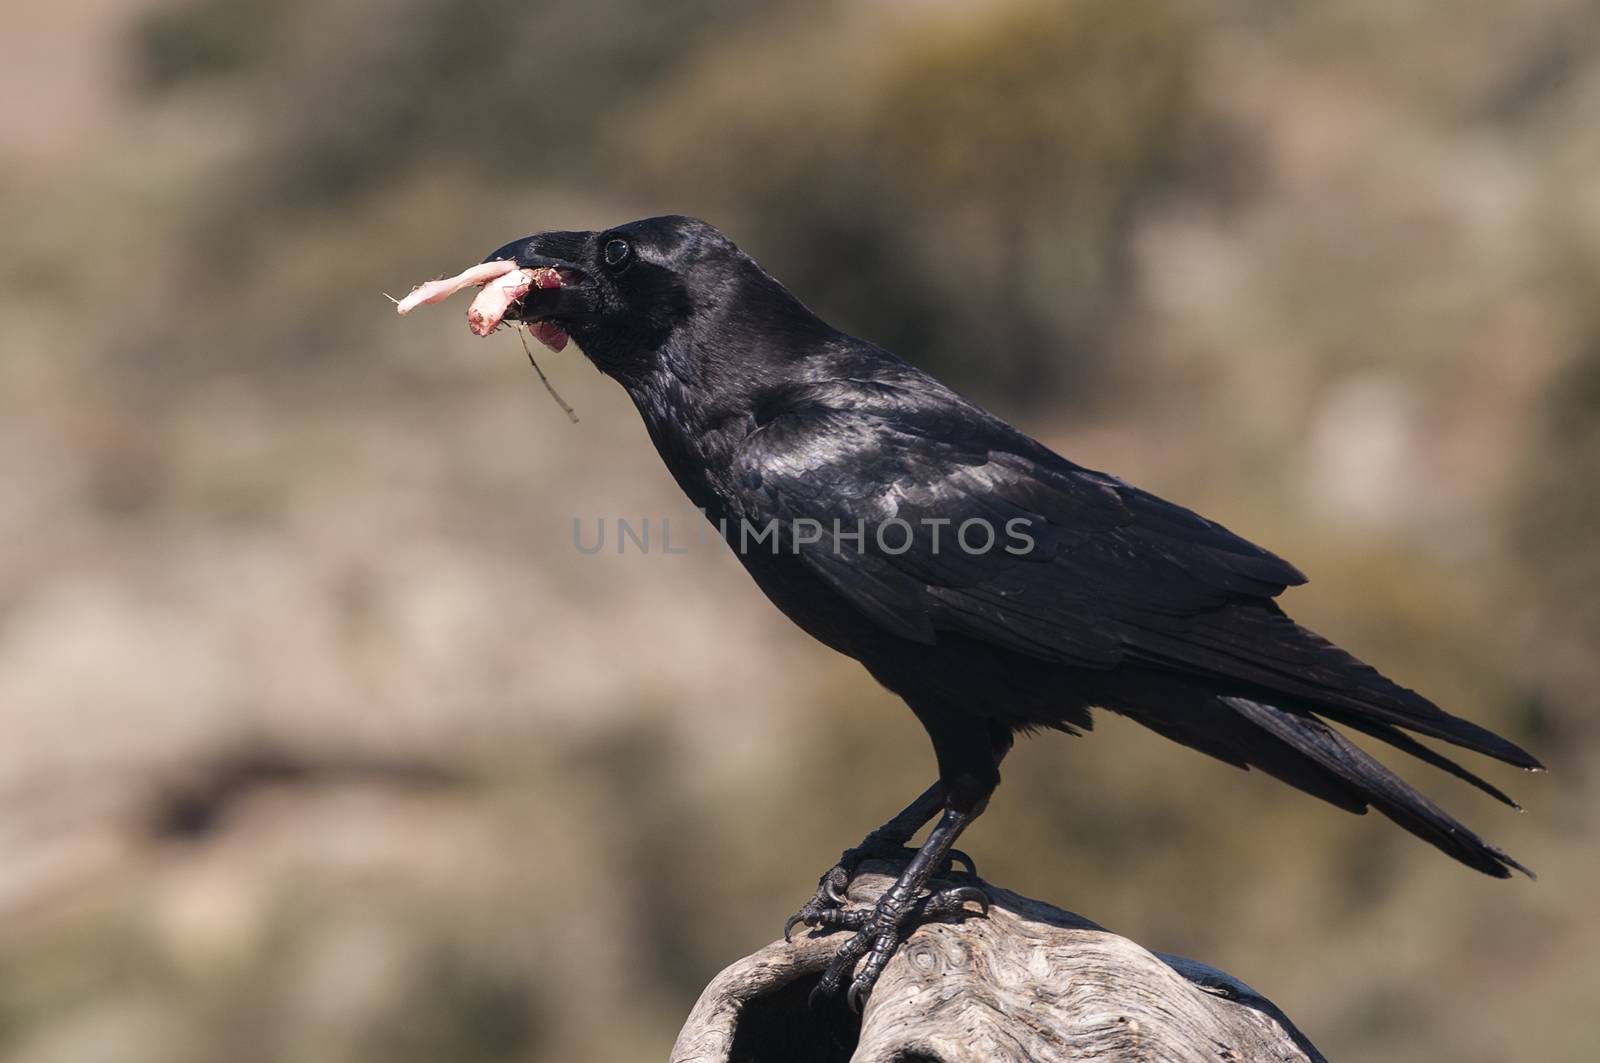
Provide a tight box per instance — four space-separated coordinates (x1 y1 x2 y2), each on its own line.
1263 612 1544 773
1137 602 1544 770
1221 697 1533 878
1117 601 1538 875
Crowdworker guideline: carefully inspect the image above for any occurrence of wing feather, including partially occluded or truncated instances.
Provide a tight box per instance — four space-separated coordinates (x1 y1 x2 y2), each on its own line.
733 383 1538 773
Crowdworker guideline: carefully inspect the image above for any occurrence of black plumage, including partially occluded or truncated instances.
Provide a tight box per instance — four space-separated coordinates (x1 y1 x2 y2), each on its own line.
483 215 1539 1004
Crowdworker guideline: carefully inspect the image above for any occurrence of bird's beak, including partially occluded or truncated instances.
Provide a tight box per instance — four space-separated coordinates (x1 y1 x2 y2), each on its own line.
479 235 598 327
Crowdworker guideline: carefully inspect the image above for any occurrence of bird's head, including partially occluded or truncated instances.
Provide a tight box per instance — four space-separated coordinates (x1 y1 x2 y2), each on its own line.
481 216 732 379
481 215 823 387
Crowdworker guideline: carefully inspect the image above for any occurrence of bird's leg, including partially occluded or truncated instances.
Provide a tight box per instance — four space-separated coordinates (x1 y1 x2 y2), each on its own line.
783 782 977 942
803 805 989 1011
797 710 1007 1010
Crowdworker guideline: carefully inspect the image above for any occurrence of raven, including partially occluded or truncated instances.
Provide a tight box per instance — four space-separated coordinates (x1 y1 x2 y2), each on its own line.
473 215 1539 1008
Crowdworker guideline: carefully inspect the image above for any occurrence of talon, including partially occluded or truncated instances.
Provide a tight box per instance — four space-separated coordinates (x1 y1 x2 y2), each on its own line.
915 883 991 921
847 980 869 1014
950 884 990 913
784 864 856 942
947 848 978 877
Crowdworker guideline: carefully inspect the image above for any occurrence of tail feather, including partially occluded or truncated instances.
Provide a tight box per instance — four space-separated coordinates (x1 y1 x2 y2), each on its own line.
1222 697 1533 879
1136 604 1545 770
1329 716 1521 810
1125 696 1371 814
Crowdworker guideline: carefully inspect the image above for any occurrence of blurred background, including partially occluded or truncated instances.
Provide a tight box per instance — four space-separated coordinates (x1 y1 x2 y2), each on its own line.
2 1 1596 1060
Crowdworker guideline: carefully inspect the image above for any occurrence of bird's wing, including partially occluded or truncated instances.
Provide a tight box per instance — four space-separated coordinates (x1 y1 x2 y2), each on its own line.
732 379 1535 879
732 380 1303 668
732 380 1536 771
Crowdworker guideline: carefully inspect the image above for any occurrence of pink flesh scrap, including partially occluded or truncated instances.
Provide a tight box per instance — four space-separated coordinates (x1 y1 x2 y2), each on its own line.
466 269 535 337
526 267 568 351
398 261 569 349
395 259 519 315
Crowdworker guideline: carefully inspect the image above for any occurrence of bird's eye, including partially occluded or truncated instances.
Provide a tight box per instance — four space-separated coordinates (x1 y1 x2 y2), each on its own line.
602 238 633 271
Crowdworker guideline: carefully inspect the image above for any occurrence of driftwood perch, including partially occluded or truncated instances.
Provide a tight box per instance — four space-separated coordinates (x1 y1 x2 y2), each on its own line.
672 861 1325 1063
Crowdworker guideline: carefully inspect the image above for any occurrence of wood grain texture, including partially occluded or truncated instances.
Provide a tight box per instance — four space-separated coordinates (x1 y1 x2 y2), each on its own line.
672 861 1325 1063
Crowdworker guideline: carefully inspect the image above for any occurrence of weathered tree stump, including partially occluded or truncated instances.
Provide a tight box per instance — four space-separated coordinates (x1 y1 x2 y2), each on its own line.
672 861 1325 1063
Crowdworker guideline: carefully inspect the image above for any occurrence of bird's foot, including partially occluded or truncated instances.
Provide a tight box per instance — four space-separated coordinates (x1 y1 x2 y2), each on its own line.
798 883 989 1011
782 843 977 944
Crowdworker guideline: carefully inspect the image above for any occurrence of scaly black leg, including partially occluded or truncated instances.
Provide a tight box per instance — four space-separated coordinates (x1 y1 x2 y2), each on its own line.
805 806 988 1011
795 702 1009 1010
782 782 978 943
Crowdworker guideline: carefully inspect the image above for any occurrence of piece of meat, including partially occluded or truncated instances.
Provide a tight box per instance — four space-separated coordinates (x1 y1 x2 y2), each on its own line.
396 261 567 343
394 260 520 315
466 268 537 337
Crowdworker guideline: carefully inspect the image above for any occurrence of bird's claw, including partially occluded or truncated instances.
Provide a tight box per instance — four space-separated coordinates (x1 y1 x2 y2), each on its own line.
784 863 855 942
936 884 989 916
785 842 980 944
801 882 990 1011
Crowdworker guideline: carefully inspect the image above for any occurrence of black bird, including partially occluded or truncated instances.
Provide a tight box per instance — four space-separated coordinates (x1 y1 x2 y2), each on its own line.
481 215 1539 1008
